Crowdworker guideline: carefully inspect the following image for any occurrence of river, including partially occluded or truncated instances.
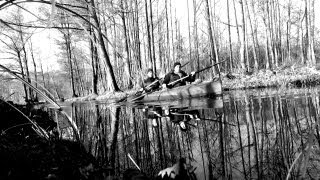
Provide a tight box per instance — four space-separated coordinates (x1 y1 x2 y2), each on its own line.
48 87 320 179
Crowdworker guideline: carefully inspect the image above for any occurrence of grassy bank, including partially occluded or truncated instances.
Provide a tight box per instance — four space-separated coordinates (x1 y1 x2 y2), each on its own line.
0 102 102 179
222 66 320 90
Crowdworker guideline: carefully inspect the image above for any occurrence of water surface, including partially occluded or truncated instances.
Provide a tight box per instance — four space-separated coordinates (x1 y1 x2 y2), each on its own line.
51 87 320 179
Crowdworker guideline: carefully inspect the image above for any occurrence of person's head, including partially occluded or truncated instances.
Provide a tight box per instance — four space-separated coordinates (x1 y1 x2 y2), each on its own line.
147 68 153 78
173 62 181 73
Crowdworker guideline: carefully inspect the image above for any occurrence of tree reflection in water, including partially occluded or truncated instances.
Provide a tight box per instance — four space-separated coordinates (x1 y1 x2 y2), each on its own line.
52 91 320 179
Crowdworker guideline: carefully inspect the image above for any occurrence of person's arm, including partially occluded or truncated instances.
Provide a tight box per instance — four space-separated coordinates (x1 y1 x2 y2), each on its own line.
149 78 160 90
162 73 170 89
182 71 195 82
138 78 145 92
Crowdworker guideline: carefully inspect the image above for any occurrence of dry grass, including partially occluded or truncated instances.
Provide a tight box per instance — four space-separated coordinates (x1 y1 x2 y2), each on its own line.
222 66 320 90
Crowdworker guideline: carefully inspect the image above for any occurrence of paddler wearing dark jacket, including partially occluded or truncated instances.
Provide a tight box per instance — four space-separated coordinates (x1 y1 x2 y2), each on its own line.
139 68 160 92
162 62 196 89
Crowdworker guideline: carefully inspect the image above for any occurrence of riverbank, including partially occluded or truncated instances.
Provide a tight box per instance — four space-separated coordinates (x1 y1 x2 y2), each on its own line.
222 65 320 90
0 102 104 179
65 65 320 102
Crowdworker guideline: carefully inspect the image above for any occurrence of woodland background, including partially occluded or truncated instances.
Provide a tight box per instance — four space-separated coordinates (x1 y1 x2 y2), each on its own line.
0 0 319 103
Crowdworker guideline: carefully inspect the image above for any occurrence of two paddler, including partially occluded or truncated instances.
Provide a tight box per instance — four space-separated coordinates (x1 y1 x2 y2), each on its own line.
139 61 196 92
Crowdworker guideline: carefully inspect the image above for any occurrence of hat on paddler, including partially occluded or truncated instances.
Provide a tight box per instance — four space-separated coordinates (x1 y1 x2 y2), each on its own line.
173 62 181 68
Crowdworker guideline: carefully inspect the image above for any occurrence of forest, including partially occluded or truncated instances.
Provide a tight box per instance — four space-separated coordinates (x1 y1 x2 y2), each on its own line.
0 0 319 103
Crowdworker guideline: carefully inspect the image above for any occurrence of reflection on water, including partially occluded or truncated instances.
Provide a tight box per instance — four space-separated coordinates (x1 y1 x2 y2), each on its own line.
52 88 320 179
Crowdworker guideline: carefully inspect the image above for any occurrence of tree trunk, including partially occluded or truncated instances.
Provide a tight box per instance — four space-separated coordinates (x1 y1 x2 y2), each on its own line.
193 0 200 74
39 60 46 88
29 40 38 101
227 0 233 71
64 33 77 97
170 0 175 64
17 51 28 101
204 0 218 76
244 0 258 71
90 26 99 95
239 0 247 72
149 0 157 74
232 0 241 69
286 0 291 63
134 0 142 70
120 0 133 88
299 8 305 64
145 0 153 70
310 0 315 65
187 0 192 70
19 29 33 100
90 0 120 92
165 0 171 72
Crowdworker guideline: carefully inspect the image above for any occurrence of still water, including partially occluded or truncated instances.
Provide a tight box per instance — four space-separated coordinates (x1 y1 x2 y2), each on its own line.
51 87 320 179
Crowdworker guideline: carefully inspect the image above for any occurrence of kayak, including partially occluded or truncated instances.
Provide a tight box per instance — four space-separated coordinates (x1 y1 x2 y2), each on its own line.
131 79 222 102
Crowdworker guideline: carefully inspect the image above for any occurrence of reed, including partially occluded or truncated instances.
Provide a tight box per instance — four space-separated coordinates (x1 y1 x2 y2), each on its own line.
0 64 80 141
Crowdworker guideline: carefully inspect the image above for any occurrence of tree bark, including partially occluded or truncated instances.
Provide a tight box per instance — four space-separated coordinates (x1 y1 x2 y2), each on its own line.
239 0 247 72
227 0 233 71
134 0 142 70
120 0 133 88
149 0 157 74
286 0 292 62
244 0 258 71
29 40 38 101
145 0 153 70
204 0 218 75
165 0 171 72
193 0 200 73
90 0 120 92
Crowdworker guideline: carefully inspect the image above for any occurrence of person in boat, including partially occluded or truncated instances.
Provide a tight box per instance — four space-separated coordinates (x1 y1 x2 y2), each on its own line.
139 68 160 93
162 62 196 89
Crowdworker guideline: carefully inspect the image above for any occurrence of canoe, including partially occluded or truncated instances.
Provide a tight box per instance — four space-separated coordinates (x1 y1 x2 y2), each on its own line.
131 79 222 102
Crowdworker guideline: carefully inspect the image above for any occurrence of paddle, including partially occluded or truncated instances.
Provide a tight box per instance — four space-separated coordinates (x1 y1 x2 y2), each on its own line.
128 61 190 101
167 59 227 87
136 61 190 95
130 60 226 102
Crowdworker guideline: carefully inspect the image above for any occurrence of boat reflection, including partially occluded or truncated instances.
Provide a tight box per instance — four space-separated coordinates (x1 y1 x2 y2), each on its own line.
143 102 226 132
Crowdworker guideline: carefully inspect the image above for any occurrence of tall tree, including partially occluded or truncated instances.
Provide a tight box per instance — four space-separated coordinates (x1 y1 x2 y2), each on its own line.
29 40 38 101
165 0 171 72
239 0 247 72
227 0 234 71
244 0 258 71
149 0 157 74
120 0 133 88
89 0 120 92
204 0 218 75
59 11 77 97
193 0 200 73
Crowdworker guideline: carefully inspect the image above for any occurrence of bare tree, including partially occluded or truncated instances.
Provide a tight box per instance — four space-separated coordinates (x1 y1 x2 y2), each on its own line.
120 0 133 88
89 0 120 92
204 0 218 75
